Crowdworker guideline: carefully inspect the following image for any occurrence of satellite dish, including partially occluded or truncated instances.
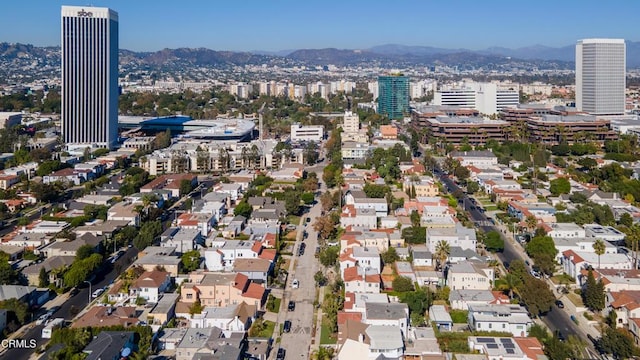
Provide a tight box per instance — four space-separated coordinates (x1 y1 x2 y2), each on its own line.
121 348 131 357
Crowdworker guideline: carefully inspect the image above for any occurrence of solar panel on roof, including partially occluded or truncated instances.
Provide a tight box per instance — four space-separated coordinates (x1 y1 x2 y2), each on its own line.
477 338 495 343
504 343 515 348
506 349 515 354
487 344 499 349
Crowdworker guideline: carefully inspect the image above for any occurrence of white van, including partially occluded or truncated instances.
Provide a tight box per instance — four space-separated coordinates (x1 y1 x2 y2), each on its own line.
42 318 64 339
292 279 299 289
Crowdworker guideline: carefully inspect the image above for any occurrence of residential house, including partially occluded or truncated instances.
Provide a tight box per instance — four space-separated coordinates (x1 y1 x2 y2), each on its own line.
343 267 381 294
40 233 103 257
337 322 405 360
340 205 377 230
608 291 640 328
161 227 201 254
583 224 626 243
107 202 140 227
468 336 526 360
72 306 139 328
429 305 453 331
82 331 136 360
3 233 53 249
140 174 198 198
157 328 187 351
508 201 556 223
232 258 272 284
446 262 494 291
175 213 215 238
363 302 409 336
189 302 256 337
352 246 381 274
214 183 243 203
0 174 19 190
204 240 262 271
426 223 477 253
411 247 433 267
0 285 49 308
553 237 617 262
403 176 439 198
352 197 388 217
175 327 224 360
179 272 266 309
21 256 75 287
130 270 171 303
404 327 443 360
134 246 181 276
467 304 533 337
43 168 93 185
562 250 632 285
546 222 585 239
449 289 510 310
148 293 179 328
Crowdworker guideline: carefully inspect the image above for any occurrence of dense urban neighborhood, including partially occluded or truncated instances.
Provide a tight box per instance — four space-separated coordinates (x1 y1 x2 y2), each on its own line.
3 4 640 360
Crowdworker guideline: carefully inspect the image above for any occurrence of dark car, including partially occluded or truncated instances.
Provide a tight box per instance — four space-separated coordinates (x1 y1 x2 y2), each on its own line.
298 243 306 256
69 287 79 296
283 320 291 333
555 300 564 308
557 331 566 341
288 301 295 311
276 348 286 360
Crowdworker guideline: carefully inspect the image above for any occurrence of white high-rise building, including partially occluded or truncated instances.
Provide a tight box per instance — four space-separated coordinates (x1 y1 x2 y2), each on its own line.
576 38 626 115
343 111 360 134
61 6 119 150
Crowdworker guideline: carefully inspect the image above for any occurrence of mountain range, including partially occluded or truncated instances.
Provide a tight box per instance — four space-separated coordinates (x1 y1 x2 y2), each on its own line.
3 41 640 69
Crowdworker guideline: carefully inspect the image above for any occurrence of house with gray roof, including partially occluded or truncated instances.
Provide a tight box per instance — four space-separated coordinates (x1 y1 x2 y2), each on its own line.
363 302 409 336
175 327 224 360
22 256 75 286
83 331 136 360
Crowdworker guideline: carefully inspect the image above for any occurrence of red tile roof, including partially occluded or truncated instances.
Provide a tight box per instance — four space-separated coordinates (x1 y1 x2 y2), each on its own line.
337 311 362 325
134 270 169 289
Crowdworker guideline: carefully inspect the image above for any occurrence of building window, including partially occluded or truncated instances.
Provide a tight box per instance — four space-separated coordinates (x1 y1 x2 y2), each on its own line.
186 294 193 300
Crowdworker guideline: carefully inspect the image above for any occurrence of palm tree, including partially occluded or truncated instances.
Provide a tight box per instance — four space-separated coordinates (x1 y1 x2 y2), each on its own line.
503 273 521 299
593 239 606 269
435 240 450 271
525 215 538 234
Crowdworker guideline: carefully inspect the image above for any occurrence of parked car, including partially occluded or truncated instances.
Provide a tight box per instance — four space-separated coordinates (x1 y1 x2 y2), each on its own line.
288 301 295 311
555 300 564 308
292 279 299 289
36 313 51 325
283 320 291 333
298 243 306 256
69 287 79 296
276 348 286 360
92 288 105 298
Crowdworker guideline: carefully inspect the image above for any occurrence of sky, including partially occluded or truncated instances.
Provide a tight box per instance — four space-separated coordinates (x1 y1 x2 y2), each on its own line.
1 0 638 52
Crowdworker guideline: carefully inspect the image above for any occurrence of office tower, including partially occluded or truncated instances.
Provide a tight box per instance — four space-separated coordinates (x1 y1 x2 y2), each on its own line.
377 74 409 120
576 38 626 115
61 6 119 150
434 82 519 115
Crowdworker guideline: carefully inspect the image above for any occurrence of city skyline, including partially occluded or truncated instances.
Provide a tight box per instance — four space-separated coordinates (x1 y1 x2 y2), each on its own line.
0 0 638 52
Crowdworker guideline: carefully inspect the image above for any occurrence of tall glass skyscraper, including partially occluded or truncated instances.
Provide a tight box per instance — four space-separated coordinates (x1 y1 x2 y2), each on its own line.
576 39 626 115
61 6 119 150
377 74 409 120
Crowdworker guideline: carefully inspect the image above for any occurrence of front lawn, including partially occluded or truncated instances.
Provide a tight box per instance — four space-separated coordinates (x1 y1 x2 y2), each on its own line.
320 322 337 344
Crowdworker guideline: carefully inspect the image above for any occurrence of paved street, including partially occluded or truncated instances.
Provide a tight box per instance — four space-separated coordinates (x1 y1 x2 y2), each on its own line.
275 166 325 359
1 247 138 360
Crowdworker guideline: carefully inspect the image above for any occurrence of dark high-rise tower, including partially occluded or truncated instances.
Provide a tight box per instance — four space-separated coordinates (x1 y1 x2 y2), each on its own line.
377 74 409 120
61 6 119 150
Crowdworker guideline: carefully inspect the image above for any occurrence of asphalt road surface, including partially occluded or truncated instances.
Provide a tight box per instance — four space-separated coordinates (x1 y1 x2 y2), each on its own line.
4 247 138 360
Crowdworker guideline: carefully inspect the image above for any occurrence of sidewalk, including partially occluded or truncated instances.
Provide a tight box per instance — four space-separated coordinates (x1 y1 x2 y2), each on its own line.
311 286 325 353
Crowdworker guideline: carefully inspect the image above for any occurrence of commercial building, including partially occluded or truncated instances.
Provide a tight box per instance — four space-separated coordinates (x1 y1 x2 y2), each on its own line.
290 124 324 142
378 74 409 120
412 112 508 146
434 82 519 115
61 6 119 150
576 38 626 115
526 114 617 144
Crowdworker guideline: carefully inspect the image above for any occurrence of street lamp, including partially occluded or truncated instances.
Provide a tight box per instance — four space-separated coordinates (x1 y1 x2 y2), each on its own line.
83 281 92 304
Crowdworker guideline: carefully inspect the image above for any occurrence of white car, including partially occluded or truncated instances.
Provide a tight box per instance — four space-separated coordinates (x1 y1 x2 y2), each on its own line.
92 288 105 298
36 313 51 325
292 279 299 289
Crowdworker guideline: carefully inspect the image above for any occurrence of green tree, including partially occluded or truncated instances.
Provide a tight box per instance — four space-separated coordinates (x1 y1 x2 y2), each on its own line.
0 251 18 285
284 191 301 215
381 247 400 265
598 327 636 360
484 231 504 252
181 250 201 273
314 271 328 286
435 240 450 270
39 266 49 288
620 212 634 227
410 210 421 228
319 246 339 267
582 269 605 312
593 239 606 269
402 226 426 244
454 166 470 182
189 299 203 315
519 277 555 316
392 276 414 292
75 244 95 261
363 183 389 198
233 201 253 218
179 179 193 196
301 192 315 205
549 177 571 196
0 298 29 324
466 181 479 194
